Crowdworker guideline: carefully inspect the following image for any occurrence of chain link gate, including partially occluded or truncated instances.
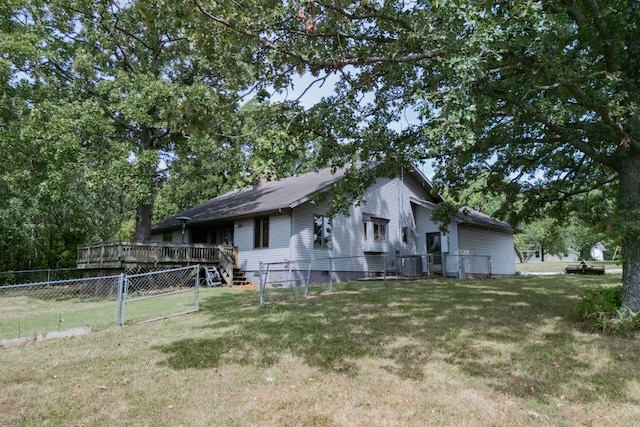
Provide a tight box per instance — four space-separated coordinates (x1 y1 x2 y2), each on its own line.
117 265 200 325
259 260 312 304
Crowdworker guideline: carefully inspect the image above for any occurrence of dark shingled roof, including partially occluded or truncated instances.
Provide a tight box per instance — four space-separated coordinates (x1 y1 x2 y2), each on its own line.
409 197 513 233
153 167 350 231
455 207 514 233
153 164 444 232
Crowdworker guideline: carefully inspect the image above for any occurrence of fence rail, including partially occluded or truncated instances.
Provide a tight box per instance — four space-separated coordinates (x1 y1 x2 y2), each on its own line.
259 260 312 304
424 254 492 279
0 268 83 286
0 274 122 343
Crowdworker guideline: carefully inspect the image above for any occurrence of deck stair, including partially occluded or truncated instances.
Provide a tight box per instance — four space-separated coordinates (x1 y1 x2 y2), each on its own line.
231 268 251 286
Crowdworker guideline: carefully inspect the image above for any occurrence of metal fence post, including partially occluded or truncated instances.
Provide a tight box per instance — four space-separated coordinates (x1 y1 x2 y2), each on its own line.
122 274 129 325
259 262 264 304
443 254 447 277
329 257 333 292
489 256 493 277
305 260 312 297
116 273 125 326
383 253 387 285
195 265 200 312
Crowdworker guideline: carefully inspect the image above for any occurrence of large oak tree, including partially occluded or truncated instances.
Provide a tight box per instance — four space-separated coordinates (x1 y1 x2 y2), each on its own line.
196 0 640 310
5 0 267 241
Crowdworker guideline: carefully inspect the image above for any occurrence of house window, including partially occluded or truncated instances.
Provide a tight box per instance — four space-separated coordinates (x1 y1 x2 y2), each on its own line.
254 216 269 248
426 232 442 265
363 214 389 242
373 221 387 242
426 232 441 254
313 215 332 249
162 231 173 242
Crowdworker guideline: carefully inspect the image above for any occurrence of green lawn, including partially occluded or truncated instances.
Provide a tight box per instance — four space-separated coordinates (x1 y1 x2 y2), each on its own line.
1 274 638 426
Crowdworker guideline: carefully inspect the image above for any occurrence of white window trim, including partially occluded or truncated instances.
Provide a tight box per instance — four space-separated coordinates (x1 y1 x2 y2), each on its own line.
362 213 389 243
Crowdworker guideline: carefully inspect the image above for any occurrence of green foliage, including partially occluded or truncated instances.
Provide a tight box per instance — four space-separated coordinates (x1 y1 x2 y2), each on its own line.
514 218 569 261
573 286 640 333
1 0 274 243
195 0 640 309
575 286 622 321
565 219 607 261
430 202 460 233
154 99 318 220
0 0 314 269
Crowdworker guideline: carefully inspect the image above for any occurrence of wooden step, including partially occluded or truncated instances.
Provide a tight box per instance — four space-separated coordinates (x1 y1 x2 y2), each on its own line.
231 268 251 286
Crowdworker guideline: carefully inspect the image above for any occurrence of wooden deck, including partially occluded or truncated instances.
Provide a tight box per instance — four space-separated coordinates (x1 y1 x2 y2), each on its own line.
77 241 237 284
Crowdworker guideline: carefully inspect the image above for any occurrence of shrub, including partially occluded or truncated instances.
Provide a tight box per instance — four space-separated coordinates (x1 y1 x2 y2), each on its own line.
575 286 640 333
575 286 622 320
575 286 623 333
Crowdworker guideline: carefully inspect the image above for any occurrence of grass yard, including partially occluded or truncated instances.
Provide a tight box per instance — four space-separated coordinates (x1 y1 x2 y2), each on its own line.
1 275 638 426
0 294 116 340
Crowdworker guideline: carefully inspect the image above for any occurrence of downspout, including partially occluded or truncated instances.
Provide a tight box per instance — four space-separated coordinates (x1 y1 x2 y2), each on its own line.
282 207 293 262
289 210 293 263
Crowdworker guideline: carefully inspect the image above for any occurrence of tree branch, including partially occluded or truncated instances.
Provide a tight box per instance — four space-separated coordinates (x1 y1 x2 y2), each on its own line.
193 0 440 71
475 79 619 169
537 173 618 204
579 0 618 72
320 3 415 32
561 81 640 152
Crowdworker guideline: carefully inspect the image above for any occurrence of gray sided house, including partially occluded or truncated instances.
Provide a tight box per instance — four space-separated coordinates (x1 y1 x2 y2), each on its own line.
151 166 515 285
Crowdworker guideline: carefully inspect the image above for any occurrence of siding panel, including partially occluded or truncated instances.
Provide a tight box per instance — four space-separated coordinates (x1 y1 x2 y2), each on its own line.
458 226 515 275
236 214 292 275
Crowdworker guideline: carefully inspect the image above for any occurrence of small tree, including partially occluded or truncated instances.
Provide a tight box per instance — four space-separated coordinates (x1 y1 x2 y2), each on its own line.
515 218 569 263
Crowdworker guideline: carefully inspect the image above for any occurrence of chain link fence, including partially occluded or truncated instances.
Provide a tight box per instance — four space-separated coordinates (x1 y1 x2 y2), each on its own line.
119 265 199 325
258 253 493 304
423 254 492 279
0 268 84 286
1 265 201 343
258 260 313 304
0 274 122 343
258 255 389 304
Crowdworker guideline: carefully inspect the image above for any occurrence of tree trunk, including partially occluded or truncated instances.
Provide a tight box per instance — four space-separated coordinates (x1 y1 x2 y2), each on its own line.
514 244 525 263
134 202 154 242
133 125 158 242
579 247 591 261
619 152 640 312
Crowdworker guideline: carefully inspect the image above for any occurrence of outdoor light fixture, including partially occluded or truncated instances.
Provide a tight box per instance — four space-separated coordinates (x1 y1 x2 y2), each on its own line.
176 216 191 244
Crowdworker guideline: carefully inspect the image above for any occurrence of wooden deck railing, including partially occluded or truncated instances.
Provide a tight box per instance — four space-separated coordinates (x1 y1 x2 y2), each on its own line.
77 241 236 274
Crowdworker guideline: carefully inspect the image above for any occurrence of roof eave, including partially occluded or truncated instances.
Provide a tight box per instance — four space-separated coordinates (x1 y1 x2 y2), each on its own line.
457 221 514 234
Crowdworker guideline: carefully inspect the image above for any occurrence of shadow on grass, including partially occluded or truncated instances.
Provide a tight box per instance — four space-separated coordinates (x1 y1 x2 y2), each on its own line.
156 274 640 404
